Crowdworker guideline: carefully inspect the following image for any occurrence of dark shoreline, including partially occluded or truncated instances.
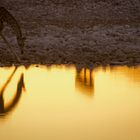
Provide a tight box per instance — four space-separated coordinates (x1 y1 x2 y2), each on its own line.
0 0 140 67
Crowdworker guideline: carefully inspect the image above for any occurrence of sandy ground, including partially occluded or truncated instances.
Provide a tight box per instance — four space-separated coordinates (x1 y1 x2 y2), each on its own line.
0 0 140 67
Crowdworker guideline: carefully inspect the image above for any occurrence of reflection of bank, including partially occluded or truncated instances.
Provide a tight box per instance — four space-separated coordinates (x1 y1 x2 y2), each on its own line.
0 67 25 117
75 66 94 96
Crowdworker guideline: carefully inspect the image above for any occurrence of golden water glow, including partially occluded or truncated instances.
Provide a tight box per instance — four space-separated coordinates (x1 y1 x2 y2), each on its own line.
0 65 140 140
75 67 94 96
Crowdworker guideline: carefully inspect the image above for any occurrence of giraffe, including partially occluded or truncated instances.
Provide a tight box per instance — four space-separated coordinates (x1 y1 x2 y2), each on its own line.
0 7 25 54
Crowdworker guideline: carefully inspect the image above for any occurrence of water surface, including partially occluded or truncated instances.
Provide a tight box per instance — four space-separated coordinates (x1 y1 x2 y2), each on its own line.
0 65 140 140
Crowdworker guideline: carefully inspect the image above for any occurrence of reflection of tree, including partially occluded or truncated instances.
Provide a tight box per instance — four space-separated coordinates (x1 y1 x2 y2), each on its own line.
75 65 94 96
0 67 25 117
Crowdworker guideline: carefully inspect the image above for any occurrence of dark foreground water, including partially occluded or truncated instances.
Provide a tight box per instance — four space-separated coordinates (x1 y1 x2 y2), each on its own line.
0 65 140 140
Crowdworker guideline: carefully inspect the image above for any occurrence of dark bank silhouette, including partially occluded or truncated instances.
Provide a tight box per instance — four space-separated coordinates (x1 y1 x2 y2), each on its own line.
75 65 94 96
0 68 25 117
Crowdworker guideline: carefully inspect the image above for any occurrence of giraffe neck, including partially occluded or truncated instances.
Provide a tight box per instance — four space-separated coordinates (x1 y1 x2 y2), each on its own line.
0 7 23 40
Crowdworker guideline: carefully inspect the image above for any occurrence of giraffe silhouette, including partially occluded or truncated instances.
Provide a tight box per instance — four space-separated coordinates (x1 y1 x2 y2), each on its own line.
0 7 25 54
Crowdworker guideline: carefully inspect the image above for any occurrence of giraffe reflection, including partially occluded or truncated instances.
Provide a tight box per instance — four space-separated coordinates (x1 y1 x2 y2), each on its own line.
75 65 94 96
0 67 25 117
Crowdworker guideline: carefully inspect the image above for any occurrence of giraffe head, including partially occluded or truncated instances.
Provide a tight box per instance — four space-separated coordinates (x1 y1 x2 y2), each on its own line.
17 37 26 54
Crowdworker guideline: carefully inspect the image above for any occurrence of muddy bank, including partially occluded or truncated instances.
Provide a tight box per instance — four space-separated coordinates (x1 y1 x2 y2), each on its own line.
0 0 140 67
0 24 140 67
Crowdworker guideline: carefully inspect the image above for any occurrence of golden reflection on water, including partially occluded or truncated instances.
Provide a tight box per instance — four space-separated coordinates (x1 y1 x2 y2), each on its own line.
0 66 25 117
75 67 94 96
0 65 140 140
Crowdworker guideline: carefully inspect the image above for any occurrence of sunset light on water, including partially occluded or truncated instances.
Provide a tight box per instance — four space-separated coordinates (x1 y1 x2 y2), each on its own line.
0 65 140 140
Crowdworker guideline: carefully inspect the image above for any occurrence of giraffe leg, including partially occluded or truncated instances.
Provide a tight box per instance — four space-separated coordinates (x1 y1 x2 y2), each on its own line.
0 20 4 32
0 33 21 63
